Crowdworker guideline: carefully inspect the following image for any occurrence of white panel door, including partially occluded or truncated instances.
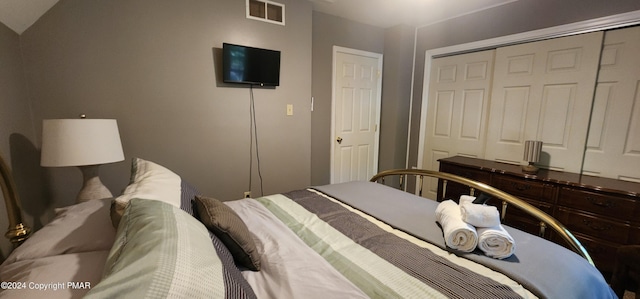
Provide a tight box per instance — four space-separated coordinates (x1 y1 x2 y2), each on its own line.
583 26 640 183
421 50 495 199
331 47 382 183
485 32 603 172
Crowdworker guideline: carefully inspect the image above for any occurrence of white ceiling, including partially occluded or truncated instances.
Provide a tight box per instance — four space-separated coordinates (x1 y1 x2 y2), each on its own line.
0 0 519 34
309 0 519 29
0 0 58 34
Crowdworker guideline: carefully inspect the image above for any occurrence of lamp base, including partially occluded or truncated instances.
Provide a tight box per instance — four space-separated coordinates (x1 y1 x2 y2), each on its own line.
77 165 113 202
522 163 539 174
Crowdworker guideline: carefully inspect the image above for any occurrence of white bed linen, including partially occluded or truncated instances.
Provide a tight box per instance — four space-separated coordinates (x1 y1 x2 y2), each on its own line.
0 250 109 299
224 198 368 299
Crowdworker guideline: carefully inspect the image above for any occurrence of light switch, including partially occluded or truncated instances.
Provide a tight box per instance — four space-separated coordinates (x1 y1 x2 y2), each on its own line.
286 104 293 116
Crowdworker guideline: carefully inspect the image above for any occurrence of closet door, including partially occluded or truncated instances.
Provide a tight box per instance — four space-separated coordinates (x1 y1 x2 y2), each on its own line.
484 32 603 172
421 50 494 199
583 26 640 182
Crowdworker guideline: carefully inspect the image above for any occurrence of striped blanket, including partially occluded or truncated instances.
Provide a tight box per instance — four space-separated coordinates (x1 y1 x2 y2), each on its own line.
255 189 533 299
230 181 613 299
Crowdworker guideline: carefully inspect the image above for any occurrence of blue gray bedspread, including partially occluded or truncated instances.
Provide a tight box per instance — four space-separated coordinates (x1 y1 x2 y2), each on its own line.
312 181 616 299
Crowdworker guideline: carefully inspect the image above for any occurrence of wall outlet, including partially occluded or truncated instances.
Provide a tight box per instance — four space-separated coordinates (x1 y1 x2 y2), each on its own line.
243 191 251 198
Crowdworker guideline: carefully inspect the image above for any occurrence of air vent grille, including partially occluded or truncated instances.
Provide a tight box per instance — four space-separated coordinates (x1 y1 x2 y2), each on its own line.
247 0 285 25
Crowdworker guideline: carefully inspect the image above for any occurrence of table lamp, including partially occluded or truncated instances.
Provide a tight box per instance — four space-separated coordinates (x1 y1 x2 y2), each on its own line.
41 118 124 202
522 140 543 174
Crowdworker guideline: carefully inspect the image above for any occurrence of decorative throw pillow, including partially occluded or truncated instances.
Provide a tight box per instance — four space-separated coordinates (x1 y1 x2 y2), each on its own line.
194 195 261 271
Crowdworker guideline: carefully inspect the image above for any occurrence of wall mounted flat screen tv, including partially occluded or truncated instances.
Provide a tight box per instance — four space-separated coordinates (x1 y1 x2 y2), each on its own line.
223 43 281 86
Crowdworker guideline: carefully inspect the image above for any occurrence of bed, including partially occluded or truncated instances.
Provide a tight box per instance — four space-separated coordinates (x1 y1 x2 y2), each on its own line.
0 156 616 298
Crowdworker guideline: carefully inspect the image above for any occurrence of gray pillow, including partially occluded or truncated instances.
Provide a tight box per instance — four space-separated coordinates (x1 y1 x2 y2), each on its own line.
194 195 261 271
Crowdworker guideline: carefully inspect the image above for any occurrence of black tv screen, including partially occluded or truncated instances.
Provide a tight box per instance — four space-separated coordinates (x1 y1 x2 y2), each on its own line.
223 43 281 86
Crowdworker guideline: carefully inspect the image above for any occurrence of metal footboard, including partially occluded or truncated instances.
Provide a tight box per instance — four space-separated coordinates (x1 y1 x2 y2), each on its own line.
370 168 594 266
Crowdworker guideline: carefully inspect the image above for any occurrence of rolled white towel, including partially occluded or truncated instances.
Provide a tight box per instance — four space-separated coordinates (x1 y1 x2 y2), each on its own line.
477 225 516 259
435 200 478 252
459 195 476 205
460 201 501 228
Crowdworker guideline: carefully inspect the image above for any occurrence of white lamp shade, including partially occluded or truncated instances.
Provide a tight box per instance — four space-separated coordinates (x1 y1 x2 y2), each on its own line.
41 119 125 167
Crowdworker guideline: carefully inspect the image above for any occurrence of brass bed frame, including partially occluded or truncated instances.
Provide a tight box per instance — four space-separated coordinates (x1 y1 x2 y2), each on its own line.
0 154 31 246
370 168 594 266
0 153 592 266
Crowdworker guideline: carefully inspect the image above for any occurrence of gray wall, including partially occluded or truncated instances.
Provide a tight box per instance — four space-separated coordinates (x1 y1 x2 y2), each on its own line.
310 11 385 185
0 22 39 261
379 24 414 178
19 0 312 208
407 0 640 169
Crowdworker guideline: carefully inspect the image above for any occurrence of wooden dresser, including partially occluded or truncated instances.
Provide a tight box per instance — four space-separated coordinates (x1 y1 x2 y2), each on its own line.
437 156 640 279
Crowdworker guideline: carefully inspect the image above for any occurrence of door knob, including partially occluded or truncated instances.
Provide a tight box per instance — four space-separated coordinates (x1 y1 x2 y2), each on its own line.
336 137 343 144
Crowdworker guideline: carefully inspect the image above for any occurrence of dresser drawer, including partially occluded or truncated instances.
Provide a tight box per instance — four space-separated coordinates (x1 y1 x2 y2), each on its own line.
633 205 640 225
555 207 630 244
439 183 470 202
558 187 636 219
629 226 640 244
486 197 553 218
503 215 549 238
493 175 556 203
439 164 491 202
439 164 490 183
485 197 553 238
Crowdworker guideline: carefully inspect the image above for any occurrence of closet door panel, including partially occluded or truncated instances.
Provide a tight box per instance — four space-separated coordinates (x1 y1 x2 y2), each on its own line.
539 84 576 147
499 87 529 143
485 32 603 172
421 49 495 199
583 26 640 182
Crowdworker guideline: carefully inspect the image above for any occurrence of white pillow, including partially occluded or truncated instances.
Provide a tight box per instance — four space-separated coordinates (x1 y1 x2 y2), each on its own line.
2 198 115 265
115 158 182 208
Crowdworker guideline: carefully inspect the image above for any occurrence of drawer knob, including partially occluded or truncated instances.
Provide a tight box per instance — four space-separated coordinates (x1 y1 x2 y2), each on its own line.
586 197 614 208
582 219 612 231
